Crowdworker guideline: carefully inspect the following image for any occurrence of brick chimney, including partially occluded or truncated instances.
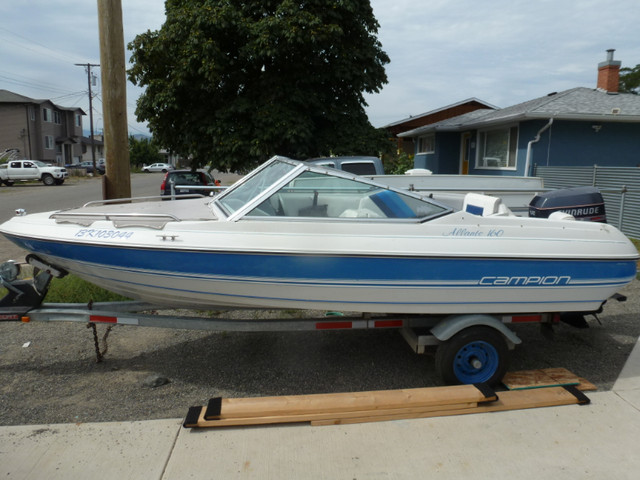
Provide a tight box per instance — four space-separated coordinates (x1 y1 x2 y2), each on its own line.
597 49 621 93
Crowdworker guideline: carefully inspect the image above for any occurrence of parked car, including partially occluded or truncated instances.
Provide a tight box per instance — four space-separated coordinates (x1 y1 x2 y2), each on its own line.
66 161 105 174
79 161 105 174
0 160 68 186
160 169 221 197
143 163 174 173
308 156 385 175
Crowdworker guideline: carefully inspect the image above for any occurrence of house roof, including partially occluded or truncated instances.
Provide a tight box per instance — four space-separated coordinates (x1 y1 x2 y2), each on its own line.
0 89 86 115
398 109 495 137
0 89 36 103
80 136 104 146
399 87 640 137
383 97 499 129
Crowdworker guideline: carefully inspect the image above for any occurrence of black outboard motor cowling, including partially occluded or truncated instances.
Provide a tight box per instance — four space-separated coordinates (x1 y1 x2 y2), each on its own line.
528 186 606 222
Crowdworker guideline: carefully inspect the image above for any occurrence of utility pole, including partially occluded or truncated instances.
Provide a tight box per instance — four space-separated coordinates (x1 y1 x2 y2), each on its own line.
97 0 131 199
75 63 100 173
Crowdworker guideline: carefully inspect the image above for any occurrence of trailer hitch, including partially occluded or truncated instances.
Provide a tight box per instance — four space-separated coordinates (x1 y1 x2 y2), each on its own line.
0 256 67 320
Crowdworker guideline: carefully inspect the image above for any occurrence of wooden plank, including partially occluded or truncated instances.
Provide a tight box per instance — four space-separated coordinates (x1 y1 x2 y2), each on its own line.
502 368 580 390
312 386 590 426
543 367 583 386
576 377 597 392
204 384 496 420
195 401 479 428
184 373 593 429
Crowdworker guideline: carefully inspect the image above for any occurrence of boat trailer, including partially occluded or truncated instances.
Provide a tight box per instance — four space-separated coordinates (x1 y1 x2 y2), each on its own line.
0 257 622 385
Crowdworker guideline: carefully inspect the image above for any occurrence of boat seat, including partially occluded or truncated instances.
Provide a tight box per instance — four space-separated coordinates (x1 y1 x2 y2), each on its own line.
368 190 416 218
463 193 510 216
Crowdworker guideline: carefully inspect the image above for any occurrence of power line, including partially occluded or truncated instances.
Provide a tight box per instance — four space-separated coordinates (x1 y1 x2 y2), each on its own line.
92 93 150 137
0 27 88 65
50 92 89 102
0 72 78 96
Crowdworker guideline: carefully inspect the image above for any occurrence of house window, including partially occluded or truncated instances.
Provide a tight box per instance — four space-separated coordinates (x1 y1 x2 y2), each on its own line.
75 114 82 127
43 108 52 122
44 135 54 149
54 111 61 124
476 126 518 169
417 134 435 154
29 107 35 121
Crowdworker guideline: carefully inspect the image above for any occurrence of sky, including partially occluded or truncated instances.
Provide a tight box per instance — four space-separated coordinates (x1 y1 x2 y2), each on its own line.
1 0 639 136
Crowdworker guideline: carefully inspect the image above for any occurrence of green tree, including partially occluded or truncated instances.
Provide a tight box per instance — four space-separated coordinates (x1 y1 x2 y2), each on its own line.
383 151 414 175
128 136 163 168
128 0 391 172
619 64 640 94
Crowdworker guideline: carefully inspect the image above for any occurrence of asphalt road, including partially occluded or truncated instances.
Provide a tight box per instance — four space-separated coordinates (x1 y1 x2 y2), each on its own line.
0 173 160 223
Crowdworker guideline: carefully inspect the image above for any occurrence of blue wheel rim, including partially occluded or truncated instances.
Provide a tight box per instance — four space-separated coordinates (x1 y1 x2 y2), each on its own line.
453 340 499 384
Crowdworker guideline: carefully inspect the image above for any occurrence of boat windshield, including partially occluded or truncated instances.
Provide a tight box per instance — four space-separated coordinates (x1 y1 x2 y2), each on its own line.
245 170 449 220
217 160 297 214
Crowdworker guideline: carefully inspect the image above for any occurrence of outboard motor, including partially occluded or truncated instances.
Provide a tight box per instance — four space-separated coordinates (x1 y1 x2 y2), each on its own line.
528 186 606 222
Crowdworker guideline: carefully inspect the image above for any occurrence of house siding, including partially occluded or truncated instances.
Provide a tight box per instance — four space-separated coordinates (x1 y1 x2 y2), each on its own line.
542 121 640 168
414 132 460 173
440 119 640 176
0 104 30 157
1 91 85 165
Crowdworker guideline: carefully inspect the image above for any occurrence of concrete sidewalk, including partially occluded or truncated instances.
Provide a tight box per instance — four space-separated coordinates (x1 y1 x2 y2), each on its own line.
3 340 640 480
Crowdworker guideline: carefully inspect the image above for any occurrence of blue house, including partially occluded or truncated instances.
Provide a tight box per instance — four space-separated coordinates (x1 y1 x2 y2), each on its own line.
397 50 640 176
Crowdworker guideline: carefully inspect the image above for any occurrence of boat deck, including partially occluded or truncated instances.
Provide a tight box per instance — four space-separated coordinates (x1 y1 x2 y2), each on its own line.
50 197 217 229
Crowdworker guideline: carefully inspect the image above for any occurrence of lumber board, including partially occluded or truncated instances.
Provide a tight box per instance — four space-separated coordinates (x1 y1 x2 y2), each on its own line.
193 401 480 428
204 384 496 420
183 369 593 429
576 377 597 392
502 367 580 390
311 386 590 426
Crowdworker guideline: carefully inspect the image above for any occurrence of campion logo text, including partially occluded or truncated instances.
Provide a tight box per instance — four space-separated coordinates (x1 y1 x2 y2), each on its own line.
479 276 571 286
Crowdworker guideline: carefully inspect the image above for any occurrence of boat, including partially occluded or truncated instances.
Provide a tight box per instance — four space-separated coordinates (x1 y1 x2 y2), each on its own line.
0 156 637 315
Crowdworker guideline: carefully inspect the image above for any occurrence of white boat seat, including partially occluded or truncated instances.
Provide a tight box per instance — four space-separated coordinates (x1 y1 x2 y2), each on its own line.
463 193 511 216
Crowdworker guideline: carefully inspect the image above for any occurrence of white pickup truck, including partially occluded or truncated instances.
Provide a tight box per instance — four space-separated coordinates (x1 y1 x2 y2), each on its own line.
0 160 68 186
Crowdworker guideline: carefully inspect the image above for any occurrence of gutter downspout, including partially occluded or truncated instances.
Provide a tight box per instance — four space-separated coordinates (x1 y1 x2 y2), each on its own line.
524 118 553 177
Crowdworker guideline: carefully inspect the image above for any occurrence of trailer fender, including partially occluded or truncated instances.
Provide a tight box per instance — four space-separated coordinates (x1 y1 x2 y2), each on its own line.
431 314 521 349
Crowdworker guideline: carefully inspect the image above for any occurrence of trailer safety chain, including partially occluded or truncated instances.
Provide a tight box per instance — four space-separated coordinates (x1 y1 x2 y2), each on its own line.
87 322 113 363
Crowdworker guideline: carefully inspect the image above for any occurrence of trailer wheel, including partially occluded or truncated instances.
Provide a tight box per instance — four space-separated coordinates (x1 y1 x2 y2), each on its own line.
42 174 55 186
3 180 14 186
435 326 509 386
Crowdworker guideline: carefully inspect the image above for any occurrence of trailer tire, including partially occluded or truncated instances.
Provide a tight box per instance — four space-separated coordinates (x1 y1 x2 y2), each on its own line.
42 174 55 186
435 326 509 386
3 180 14 186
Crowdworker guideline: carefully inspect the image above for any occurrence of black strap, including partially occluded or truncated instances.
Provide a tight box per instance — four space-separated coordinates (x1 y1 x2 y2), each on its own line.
563 385 591 405
204 397 223 419
473 383 498 401
183 406 202 428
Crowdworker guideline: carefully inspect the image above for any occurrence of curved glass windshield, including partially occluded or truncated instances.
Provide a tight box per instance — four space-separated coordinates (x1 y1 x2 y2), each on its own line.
246 171 448 220
217 160 297 214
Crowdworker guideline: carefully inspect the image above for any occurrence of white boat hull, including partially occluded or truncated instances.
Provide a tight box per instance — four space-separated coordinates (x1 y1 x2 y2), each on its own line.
2 204 636 314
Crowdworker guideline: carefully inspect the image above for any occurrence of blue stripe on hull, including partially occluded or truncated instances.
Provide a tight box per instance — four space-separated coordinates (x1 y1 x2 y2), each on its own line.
8 235 636 288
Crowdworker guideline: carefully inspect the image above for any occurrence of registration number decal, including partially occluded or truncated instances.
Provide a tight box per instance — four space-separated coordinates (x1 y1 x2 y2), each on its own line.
75 229 134 239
